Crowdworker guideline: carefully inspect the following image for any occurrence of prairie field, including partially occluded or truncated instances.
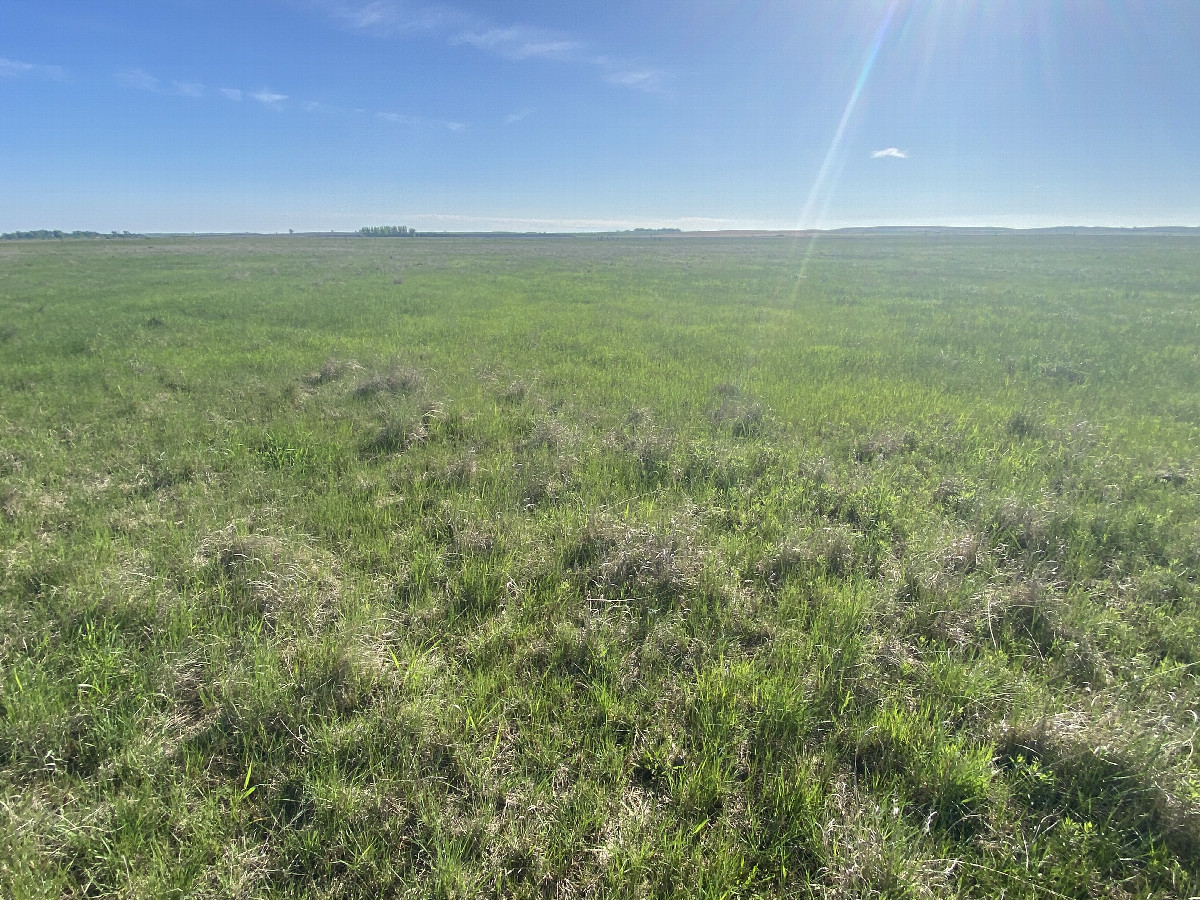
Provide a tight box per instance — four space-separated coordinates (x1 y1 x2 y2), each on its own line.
1 233 1199 898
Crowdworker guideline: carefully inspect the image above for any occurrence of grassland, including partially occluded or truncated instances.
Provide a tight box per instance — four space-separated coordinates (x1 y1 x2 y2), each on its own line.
1 233 1198 898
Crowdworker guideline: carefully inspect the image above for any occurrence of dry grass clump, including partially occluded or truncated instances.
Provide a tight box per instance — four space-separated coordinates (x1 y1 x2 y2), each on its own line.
519 415 573 453
0 484 18 520
518 464 571 509
1005 410 1042 439
605 408 675 483
987 497 1055 559
993 714 1200 870
353 364 425 397
976 577 1063 655
193 526 342 633
1155 465 1192 486
854 430 919 463
760 524 887 585
814 775 949 899
936 531 993 576
566 516 708 602
304 357 360 387
1039 361 1087 383
0 447 20 475
498 378 528 404
368 402 466 454
418 401 468 441
910 571 1104 683
891 529 996 625
709 383 768 437
453 524 496 557
441 451 477 487
370 418 428 454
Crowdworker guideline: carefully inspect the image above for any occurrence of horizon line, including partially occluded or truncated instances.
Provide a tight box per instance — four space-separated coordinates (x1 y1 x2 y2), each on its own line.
6 224 1200 239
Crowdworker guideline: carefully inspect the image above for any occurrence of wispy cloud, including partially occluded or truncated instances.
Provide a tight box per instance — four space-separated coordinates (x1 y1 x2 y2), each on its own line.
504 108 534 125
114 61 468 128
377 109 466 131
250 88 288 108
377 110 421 126
452 26 581 61
115 68 161 92
315 0 669 92
1 56 66 80
329 0 467 34
603 68 668 94
116 69 205 97
871 147 908 158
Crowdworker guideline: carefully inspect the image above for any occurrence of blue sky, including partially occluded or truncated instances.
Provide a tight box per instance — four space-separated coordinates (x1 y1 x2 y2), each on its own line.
2 0 1198 232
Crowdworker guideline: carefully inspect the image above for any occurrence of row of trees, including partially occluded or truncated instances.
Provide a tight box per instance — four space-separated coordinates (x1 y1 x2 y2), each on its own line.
1 230 144 241
358 225 417 237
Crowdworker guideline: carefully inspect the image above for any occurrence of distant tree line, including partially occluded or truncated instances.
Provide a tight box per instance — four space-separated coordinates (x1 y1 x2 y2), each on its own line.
628 227 681 234
359 226 417 237
1 230 145 241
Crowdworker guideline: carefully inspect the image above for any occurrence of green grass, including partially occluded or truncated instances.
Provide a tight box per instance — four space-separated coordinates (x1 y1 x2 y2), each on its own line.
1 233 1199 898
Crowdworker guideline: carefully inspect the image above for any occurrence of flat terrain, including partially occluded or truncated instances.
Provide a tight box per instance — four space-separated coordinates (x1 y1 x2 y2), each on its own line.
1 234 1199 898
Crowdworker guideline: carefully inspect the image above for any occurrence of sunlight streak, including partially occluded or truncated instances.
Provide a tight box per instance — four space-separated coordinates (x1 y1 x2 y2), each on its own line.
798 0 900 232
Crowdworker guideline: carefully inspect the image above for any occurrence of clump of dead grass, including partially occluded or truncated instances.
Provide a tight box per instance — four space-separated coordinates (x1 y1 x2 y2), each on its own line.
519 415 573 453
760 524 890 585
304 357 360 387
353 364 425 398
854 430 920 463
566 515 709 603
709 383 769 437
0 484 18 521
604 408 675 484
193 526 342 633
814 775 950 899
498 379 528 404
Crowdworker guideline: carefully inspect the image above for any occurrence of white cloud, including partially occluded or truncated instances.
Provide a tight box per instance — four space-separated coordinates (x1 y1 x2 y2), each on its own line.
452 26 581 61
504 108 533 125
173 81 205 98
220 87 243 101
604 68 668 94
316 1 669 92
116 69 161 92
376 110 467 131
117 70 208 97
0 57 66 80
331 0 465 34
871 147 908 159
250 88 288 107
0 57 33 77
377 110 421 125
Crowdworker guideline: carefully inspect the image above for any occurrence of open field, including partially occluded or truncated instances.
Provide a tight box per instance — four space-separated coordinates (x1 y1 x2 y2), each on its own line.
1 234 1199 898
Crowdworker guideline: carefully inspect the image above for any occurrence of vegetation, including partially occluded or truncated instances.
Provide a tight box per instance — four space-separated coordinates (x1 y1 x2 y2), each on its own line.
1 230 145 241
0 233 1198 898
359 226 417 238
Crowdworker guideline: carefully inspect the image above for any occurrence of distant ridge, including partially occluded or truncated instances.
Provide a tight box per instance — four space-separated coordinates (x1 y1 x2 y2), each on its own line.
678 226 1200 238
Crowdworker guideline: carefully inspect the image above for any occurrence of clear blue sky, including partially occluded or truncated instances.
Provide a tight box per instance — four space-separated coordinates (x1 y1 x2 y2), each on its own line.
2 0 1198 232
